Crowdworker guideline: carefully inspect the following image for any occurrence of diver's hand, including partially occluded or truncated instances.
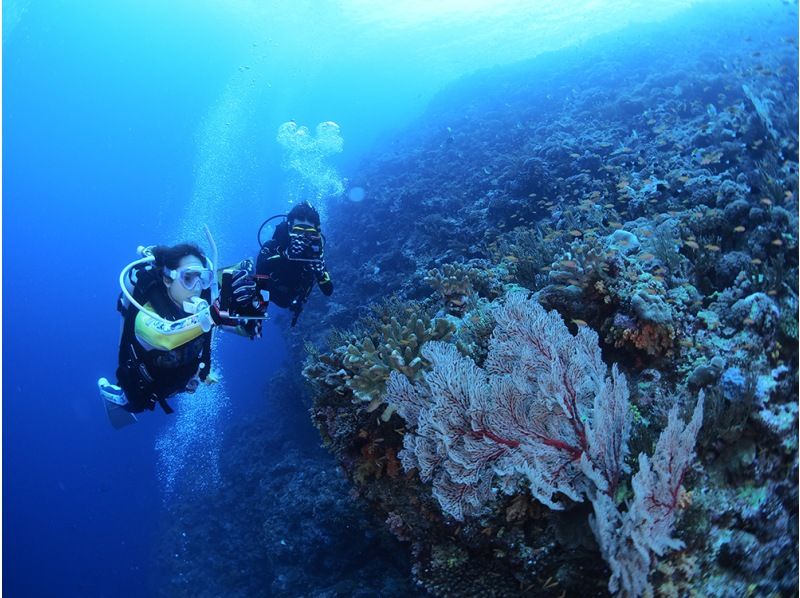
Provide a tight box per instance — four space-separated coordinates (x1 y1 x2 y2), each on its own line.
235 258 255 273
241 319 263 340
231 269 257 306
209 299 234 326
289 235 307 257
306 259 324 275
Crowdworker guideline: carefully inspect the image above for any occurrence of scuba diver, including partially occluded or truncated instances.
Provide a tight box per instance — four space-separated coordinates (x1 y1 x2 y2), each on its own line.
232 201 333 326
98 236 256 429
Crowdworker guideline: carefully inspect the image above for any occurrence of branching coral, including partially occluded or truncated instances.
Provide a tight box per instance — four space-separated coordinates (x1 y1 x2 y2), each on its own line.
425 264 479 316
345 316 455 405
425 265 473 316
304 309 456 421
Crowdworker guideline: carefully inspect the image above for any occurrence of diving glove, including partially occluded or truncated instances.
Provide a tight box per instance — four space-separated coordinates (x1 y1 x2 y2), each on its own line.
230 268 258 306
241 319 263 340
306 260 324 275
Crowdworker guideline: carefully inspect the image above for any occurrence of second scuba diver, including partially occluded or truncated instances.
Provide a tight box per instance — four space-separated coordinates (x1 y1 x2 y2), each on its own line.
98 240 255 428
223 201 334 326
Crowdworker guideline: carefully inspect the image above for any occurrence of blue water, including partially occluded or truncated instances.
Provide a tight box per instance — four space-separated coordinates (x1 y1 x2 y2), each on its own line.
4 0 796 596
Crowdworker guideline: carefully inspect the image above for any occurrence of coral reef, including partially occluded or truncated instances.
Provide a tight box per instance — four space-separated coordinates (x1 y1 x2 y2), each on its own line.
296 11 798 597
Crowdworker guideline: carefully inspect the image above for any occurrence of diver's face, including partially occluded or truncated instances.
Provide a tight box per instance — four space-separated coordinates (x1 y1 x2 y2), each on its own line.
164 255 205 307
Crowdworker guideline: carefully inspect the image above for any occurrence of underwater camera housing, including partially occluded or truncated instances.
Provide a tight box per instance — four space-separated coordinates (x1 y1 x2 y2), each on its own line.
286 227 325 263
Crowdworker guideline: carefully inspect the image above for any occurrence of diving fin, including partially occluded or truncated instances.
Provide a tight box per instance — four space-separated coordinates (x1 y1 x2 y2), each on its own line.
98 377 137 429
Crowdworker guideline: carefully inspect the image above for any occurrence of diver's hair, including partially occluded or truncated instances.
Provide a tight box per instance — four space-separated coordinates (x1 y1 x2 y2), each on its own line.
287 201 321 227
151 243 206 270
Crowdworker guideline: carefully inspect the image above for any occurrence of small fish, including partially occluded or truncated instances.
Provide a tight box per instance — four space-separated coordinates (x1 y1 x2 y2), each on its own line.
733 226 746 233
678 339 694 348
684 240 700 249
760 198 773 206
771 239 784 246
504 255 519 262
638 253 656 261
704 244 721 251
785 191 794 200
743 318 755 325
569 230 583 237
751 258 763 265
677 175 690 182
768 290 778 296
571 319 588 326
609 221 623 229
559 260 579 269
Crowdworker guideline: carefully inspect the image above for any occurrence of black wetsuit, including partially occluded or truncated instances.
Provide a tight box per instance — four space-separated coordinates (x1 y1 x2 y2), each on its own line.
255 222 333 325
116 268 212 413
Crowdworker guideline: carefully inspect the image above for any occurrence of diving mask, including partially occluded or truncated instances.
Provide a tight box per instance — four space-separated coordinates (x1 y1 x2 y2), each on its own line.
290 225 319 234
166 265 214 291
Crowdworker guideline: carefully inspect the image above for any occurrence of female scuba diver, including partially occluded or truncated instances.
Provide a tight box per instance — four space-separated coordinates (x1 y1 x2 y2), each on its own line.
98 238 255 429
